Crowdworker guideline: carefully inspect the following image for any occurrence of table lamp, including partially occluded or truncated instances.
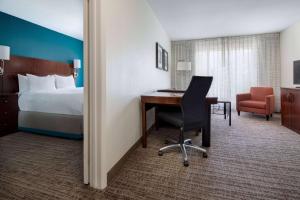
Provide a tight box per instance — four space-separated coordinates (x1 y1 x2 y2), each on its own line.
0 45 10 76
73 59 81 78
174 61 192 89
177 61 192 71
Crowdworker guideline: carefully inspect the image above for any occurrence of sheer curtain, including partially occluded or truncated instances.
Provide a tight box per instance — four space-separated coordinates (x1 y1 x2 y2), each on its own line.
171 33 281 110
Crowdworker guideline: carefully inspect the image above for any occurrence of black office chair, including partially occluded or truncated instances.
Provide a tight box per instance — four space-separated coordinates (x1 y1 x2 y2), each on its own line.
157 76 213 167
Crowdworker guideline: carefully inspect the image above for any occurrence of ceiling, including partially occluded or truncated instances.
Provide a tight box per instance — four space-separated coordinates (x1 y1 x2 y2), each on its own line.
147 0 300 41
0 0 83 40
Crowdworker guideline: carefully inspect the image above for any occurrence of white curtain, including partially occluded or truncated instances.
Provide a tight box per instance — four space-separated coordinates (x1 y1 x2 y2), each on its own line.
171 33 281 111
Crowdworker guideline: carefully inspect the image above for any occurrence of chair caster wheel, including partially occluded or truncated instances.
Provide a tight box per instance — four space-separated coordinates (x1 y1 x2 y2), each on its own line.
184 140 192 145
203 152 208 158
183 160 189 167
158 151 163 156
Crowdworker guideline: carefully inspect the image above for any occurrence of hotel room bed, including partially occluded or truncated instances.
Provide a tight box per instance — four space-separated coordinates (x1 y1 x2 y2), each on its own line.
2 55 84 140
18 87 84 139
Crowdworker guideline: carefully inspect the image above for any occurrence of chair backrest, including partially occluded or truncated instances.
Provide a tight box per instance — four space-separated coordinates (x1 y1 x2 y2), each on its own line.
250 87 274 101
181 76 213 129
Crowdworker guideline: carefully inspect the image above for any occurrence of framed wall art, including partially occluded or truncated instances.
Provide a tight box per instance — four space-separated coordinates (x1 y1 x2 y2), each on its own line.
156 42 163 70
156 42 168 71
163 49 168 71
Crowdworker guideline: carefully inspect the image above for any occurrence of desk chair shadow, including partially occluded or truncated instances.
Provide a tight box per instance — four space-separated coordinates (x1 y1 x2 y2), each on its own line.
157 76 213 167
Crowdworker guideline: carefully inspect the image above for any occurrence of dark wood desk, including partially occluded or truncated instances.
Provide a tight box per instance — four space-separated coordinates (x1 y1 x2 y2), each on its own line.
141 92 218 148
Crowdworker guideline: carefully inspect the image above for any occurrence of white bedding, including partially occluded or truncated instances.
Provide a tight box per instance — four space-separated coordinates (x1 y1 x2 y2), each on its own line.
18 87 83 115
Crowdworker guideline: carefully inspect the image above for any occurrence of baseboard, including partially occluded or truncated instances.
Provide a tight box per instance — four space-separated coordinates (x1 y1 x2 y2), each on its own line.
19 127 83 140
107 124 155 184
107 137 141 184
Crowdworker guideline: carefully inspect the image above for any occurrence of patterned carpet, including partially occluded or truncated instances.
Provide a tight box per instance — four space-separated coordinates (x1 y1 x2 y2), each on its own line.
0 113 300 200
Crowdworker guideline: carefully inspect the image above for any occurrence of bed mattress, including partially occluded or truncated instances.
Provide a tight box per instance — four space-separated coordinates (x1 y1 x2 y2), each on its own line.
18 87 83 115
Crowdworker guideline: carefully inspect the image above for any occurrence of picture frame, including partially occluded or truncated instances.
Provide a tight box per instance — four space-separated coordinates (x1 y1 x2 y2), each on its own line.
163 49 168 71
156 42 169 71
156 43 163 69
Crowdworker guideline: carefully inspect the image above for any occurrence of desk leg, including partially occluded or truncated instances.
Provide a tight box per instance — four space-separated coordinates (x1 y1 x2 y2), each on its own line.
229 102 231 126
195 128 201 136
203 105 211 147
155 106 159 130
141 102 147 148
224 102 226 119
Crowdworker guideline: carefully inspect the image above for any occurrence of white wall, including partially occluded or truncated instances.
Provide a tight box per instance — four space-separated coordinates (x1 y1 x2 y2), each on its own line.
100 0 171 187
281 21 300 87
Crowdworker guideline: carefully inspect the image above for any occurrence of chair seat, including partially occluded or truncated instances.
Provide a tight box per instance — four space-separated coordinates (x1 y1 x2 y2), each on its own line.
157 111 206 131
239 100 266 109
157 111 184 127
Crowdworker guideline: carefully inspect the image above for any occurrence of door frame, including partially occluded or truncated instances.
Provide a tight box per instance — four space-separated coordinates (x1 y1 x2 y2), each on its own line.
83 0 89 185
83 0 106 189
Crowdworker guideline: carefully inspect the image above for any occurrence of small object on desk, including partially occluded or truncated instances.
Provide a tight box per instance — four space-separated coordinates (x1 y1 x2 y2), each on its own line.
0 93 18 136
157 89 185 93
141 90 218 148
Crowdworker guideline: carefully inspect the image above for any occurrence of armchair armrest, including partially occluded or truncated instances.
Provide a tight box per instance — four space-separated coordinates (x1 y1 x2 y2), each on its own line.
236 93 251 111
236 93 251 102
265 95 275 114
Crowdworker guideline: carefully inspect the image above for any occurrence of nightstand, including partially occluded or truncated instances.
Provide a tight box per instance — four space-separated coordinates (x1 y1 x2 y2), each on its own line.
0 93 18 136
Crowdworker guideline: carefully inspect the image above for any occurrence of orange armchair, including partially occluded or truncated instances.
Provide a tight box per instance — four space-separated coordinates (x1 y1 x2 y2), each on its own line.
236 87 275 120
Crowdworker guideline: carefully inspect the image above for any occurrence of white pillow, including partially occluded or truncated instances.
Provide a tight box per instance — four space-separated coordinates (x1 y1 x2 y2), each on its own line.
18 74 29 93
27 74 56 92
55 75 76 89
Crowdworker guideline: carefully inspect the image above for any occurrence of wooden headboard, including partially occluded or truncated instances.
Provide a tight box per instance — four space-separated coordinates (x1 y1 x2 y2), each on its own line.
1 55 74 93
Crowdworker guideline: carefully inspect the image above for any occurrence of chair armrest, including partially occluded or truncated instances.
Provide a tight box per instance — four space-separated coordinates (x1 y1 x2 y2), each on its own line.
236 93 251 102
236 93 251 111
265 95 275 114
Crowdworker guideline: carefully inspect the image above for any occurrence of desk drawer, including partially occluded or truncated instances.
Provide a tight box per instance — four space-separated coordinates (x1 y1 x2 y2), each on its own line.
0 98 18 108
0 98 9 104
0 110 18 119
0 120 17 134
0 95 18 120
0 94 18 135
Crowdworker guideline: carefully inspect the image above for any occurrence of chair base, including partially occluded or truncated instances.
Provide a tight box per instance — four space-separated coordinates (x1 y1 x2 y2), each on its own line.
158 139 207 167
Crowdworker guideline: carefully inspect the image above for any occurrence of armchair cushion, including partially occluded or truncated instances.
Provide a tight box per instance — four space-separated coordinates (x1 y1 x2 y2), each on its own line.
239 100 266 109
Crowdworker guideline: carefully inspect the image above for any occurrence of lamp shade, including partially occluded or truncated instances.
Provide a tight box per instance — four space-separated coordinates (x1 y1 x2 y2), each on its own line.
73 59 81 69
0 45 10 60
177 61 192 71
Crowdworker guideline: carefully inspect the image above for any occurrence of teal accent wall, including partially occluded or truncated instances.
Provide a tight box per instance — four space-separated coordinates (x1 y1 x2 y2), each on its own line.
0 11 83 87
